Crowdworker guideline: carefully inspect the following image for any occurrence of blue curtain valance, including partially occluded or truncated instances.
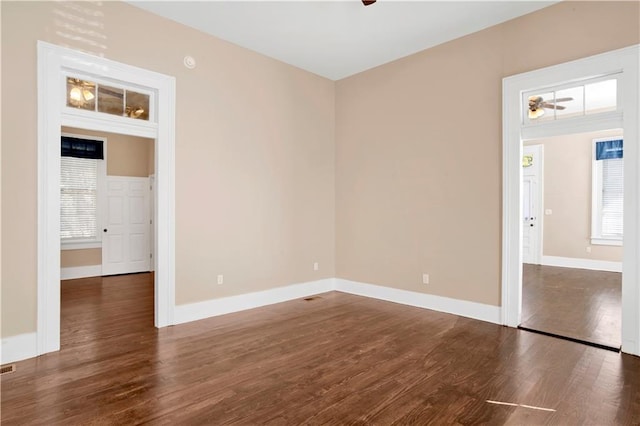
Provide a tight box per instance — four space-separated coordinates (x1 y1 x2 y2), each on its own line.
596 139 623 160
61 136 104 160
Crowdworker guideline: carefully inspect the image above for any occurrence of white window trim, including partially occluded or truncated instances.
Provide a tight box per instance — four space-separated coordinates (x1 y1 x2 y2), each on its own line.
591 136 623 246
60 132 107 250
61 241 102 250
591 238 623 247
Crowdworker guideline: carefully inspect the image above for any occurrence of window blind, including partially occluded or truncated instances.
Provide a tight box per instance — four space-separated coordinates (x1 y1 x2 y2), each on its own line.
60 156 98 240
601 158 624 236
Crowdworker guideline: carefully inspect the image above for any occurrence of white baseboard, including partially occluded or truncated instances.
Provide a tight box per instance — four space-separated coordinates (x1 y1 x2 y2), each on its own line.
174 277 501 327
174 278 335 325
541 256 622 272
334 279 501 325
1 333 37 364
622 338 639 356
61 265 102 280
9 278 503 363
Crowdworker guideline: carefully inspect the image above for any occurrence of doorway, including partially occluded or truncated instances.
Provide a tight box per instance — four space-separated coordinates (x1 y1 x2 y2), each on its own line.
59 127 157 347
37 42 176 356
60 128 155 278
501 45 640 356
519 130 623 350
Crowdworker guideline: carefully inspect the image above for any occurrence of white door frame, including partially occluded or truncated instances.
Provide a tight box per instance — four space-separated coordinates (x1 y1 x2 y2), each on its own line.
502 44 640 356
522 144 543 265
149 174 156 273
37 41 176 355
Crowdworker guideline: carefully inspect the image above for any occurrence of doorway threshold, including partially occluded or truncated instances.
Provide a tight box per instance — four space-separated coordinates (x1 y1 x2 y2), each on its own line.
517 326 621 353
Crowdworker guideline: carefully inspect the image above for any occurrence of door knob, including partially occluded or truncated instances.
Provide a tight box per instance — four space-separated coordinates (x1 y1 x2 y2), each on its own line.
103 229 108 232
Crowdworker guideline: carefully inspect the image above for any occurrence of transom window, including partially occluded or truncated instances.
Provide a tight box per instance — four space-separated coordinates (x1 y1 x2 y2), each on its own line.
66 76 152 121
524 75 618 123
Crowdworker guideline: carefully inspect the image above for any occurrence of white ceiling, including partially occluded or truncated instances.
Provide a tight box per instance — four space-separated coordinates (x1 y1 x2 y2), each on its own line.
128 1 557 81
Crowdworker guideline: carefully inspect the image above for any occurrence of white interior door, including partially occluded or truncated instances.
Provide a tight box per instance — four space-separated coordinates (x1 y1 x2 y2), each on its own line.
522 145 543 264
102 176 150 275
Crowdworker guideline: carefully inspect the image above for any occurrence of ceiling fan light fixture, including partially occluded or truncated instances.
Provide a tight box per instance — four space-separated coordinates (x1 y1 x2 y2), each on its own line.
69 86 83 102
528 108 545 119
82 89 95 101
125 106 145 118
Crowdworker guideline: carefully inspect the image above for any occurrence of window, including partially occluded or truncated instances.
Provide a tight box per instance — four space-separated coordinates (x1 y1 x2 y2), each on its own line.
524 75 618 124
66 76 151 121
592 137 623 245
60 135 106 249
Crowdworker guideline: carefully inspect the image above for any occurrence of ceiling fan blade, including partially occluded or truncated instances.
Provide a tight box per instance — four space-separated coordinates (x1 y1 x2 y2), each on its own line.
362 0 376 5
553 97 574 103
541 103 566 110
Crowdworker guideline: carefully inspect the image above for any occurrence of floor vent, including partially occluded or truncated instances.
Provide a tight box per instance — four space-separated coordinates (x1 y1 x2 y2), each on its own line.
303 296 321 301
0 364 16 375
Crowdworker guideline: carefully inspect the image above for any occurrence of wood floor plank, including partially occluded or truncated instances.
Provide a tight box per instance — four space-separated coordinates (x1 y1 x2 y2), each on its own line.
2 273 639 424
522 263 621 348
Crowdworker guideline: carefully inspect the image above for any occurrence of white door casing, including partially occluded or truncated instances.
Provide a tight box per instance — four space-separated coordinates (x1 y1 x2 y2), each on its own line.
522 145 543 265
102 177 150 276
149 174 156 272
502 45 640 356
37 41 176 356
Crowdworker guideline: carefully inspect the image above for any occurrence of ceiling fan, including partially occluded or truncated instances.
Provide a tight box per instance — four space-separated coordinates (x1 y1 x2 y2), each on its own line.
67 78 96 106
528 95 573 119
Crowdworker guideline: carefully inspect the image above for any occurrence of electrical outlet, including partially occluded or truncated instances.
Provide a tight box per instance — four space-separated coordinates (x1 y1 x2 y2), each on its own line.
217 274 223 285
313 262 319 271
422 273 429 285
586 246 592 253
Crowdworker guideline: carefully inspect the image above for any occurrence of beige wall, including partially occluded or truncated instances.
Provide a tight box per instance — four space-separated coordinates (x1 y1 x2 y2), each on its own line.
61 249 102 268
2 1 336 337
148 140 155 177
59 127 154 268
63 126 155 177
335 1 639 306
525 130 623 262
107 134 154 177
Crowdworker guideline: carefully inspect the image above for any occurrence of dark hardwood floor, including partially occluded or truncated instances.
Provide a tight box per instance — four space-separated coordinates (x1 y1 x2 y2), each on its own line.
522 264 622 349
2 273 639 424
